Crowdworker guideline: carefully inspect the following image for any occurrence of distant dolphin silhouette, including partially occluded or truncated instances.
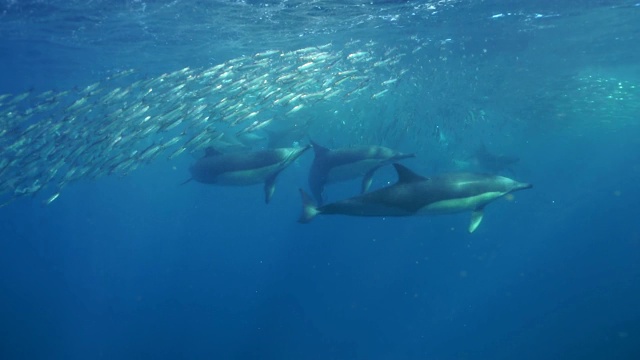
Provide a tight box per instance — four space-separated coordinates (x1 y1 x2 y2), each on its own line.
299 163 532 233
188 145 310 203
308 140 414 205
472 143 519 174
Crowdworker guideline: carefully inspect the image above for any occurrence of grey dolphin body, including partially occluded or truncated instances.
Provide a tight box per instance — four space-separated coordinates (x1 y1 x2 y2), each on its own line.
299 163 532 233
308 141 414 205
189 145 310 203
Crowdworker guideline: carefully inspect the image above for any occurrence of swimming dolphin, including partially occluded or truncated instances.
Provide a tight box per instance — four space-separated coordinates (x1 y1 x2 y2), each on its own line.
472 143 519 174
189 145 310 203
299 163 532 233
308 140 414 205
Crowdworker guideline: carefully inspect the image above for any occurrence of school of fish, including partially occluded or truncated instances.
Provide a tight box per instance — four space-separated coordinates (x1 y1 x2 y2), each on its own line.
0 41 411 207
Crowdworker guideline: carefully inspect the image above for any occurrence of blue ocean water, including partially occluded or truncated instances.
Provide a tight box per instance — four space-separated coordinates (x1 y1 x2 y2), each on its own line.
1 0 639 359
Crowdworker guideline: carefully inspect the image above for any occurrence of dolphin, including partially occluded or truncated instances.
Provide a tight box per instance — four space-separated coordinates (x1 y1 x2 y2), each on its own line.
299 163 532 233
472 143 519 174
189 145 310 203
308 140 414 205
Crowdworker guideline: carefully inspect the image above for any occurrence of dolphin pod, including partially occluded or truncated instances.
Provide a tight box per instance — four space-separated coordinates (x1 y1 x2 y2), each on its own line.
298 163 532 233
187 142 532 232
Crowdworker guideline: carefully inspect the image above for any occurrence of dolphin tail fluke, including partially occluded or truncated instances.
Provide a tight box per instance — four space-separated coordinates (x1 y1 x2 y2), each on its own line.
468 209 484 233
298 188 319 223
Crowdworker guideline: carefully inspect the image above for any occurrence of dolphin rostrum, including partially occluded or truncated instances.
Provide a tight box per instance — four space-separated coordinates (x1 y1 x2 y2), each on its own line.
308 140 414 205
189 145 310 203
299 163 532 233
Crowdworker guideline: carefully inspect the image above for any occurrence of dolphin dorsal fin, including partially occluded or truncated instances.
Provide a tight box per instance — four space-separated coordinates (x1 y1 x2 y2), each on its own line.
310 140 330 157
204 147 222 157
393 163 427 183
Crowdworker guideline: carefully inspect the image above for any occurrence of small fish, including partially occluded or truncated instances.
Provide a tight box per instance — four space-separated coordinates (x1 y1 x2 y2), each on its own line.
382 78 398 86
65 97 88 112
323 89 342 100
273 93 296 106
202 64 226 78
44 192 60 205
333 76 351 86
316 42 332 50
337 70 358 77
276 73 296 83
286 104 304 115
287 94 303 105
80 82 101 95
295 47 318 54
347 51 369 60
373 59 391 67
371 89 389 99
297 62 317 71
254 50 281 58
237 118 273 135
162 135 183 149
108 68 135 80
169 146 187 160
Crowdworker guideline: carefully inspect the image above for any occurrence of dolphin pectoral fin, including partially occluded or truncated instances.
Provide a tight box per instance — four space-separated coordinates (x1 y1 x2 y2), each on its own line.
298 188 319 223
264 174 278 204
468 210 484 233
361 167 379 193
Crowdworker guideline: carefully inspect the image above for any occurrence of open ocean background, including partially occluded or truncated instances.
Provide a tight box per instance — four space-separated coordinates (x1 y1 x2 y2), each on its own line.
1 0 639 359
